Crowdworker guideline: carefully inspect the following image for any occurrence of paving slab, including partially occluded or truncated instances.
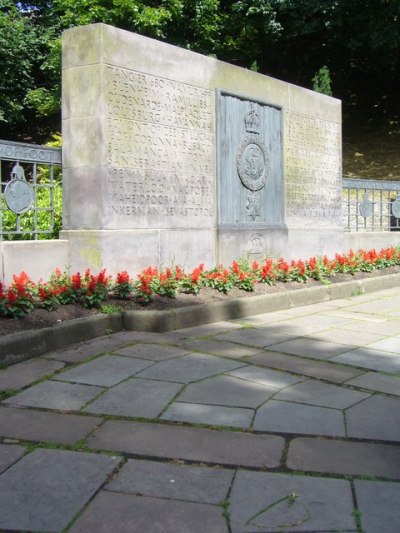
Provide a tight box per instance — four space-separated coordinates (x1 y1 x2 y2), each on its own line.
113 343 190 360
0 448 120 532
43 334 136 363
56 354 153 386
136 353 244 383
354 480 400 533
349 299 400 314
273 379 370 409
320 309 388 323
346 395 400 441
282 302 338 316
341 319 400 336
253 400 346 436
245 320 331 338
227 365 302 388
217 328 297 348
182 338 264 359
171 320 244 339
0 406 102 444
112 331 179 343
106 459 234 504
287 438 400 478
321 297 363 308
0 444 26 474
267 337 357 359
177 375 277 408
307 328 385 346
84 378 182 418
346 371 400 395
0 357 65 392
365 335 400 354
69 490 228 533
332 347 400 373
161 402 254 428
3 380 104 411
232 310 293 325
248 350 364 383
277 313 352 330
229 470 356 532
87 420 285 468
367 288 400 298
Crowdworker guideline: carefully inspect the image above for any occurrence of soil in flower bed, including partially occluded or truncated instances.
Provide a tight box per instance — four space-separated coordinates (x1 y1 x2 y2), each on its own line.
1 266 399 338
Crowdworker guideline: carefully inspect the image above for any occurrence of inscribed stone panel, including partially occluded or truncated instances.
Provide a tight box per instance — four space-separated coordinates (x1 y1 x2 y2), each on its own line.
285 113 342 227
103 66 215 228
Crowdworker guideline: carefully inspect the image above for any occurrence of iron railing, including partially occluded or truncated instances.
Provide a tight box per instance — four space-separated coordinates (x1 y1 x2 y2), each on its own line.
0 140 61 240
342 177 400 232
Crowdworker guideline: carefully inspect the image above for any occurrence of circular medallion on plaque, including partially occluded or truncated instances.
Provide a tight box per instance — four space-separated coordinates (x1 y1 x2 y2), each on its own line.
4 179 34 214
236 135 269 191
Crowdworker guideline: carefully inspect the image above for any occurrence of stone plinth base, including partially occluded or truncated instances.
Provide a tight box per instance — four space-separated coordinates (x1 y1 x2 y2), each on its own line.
60 229 217 275
1 240 69 285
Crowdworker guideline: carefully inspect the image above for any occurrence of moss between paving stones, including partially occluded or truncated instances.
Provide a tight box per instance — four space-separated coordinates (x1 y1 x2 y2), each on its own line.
2 273 400 366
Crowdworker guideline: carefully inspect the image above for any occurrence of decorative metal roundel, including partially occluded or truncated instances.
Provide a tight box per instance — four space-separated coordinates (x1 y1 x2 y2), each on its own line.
4 162 34 214
4 179 34 214
359 193 373 218
392 195 400 219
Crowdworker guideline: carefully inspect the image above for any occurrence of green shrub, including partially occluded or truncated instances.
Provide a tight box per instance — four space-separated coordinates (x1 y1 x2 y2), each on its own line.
312 65 332 96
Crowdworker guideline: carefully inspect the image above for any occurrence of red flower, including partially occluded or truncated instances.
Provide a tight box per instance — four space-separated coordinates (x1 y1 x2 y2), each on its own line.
308 257 317 269
174 266 183 280
38 286 49 301
232 261 240 275
11 272 33 296
191 266 203 283
72 273 82 290
7 289 17 303
96 268 110 286
260 258 275 279
116 271 131 284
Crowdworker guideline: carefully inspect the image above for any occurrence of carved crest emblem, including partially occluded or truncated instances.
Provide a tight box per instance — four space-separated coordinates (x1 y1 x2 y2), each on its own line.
236 103 270 192
248 233 264 258
246 192 261 221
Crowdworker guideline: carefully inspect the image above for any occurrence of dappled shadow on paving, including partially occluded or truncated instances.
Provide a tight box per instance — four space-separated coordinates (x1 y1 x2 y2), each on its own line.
0 289 400 531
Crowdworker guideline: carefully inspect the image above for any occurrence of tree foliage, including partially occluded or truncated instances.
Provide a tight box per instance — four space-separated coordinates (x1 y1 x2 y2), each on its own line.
0 1 43 124
1 0 399 138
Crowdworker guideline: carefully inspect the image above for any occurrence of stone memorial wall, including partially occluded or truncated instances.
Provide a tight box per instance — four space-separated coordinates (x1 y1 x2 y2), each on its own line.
61 23 343 274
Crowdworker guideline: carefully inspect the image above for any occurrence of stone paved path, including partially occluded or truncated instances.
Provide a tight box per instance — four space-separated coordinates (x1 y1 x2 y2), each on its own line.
1 287 400 532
